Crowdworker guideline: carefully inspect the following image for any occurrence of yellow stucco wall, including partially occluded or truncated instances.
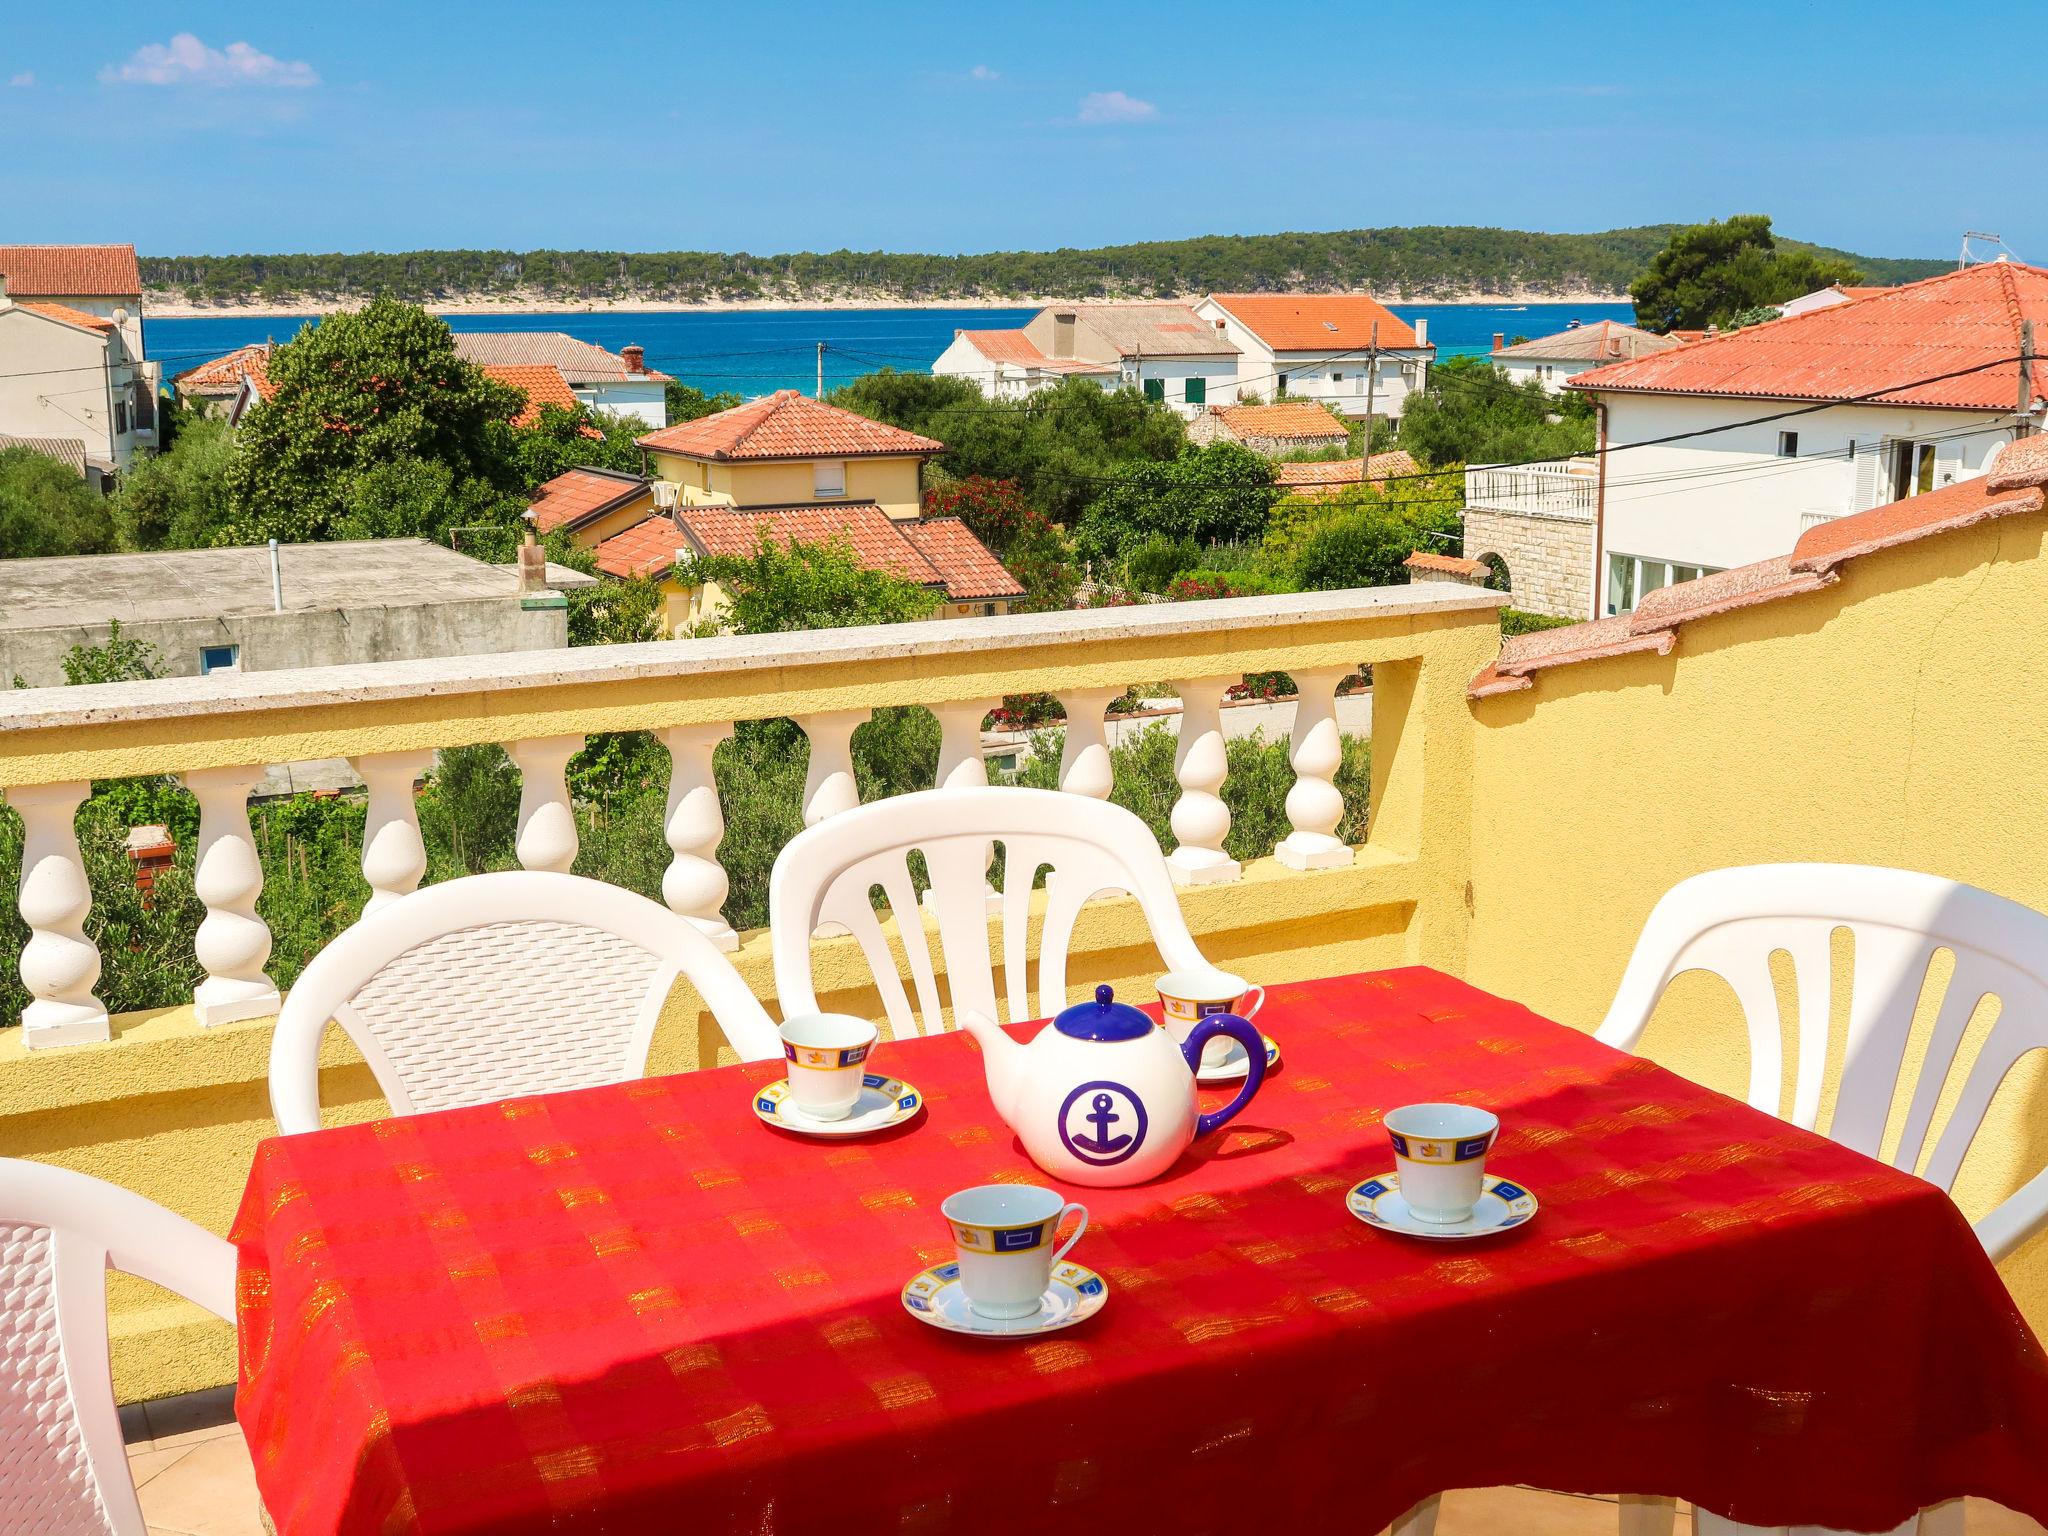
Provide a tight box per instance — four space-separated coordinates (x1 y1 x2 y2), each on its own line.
1464 511 2048 1324
646 451 926 520
561 492 657 551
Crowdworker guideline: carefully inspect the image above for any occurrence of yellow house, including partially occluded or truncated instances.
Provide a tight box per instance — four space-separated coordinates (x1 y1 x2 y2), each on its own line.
634 389 942 520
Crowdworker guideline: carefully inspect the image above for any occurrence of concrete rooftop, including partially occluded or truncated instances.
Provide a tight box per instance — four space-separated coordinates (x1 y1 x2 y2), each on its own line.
0 539 593 631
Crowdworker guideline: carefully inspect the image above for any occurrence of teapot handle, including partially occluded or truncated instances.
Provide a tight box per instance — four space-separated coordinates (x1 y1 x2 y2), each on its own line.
1184 1013 1267 1138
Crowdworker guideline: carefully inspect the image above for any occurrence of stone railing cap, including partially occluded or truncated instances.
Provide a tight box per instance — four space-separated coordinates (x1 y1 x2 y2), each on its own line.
0 585 1504 731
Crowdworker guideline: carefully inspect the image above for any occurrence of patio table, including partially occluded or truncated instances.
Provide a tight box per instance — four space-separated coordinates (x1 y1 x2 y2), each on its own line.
232 967 2048 1536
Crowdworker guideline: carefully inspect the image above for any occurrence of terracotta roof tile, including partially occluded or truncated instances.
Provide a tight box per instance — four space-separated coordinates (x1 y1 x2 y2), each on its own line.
957 329 1115 373
0 244 140 298
527 467 652 533
1054 303 1239 358
1491 320 1682 363
1209 293 1424 352
1469 460 2048 698
174 343 272 392
899 518 1026 599
592 515 695 579
1570 261 2048 410
482 364 583 428
1404 551 1488 579
452 331 671 383
16 300 115 334
1274 449 1422 493
1209 402 1350 441
674 500 942 586
637 390 944 460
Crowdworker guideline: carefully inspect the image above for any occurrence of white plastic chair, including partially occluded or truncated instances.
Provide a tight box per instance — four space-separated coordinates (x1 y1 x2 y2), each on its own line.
270 871 782 1135
0 1157 236 1536
769 786 1208 1033
1582 862 2048 1536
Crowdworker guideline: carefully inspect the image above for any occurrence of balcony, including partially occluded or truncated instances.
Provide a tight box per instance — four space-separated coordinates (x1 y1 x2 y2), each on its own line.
1463 459 1598 521
4 480 2048 1486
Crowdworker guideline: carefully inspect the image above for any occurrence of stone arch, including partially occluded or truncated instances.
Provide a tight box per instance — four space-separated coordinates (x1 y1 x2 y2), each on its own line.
1475 551 1512 593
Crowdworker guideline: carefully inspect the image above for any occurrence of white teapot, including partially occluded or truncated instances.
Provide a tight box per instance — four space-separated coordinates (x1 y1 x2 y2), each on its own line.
963 984 1268 1187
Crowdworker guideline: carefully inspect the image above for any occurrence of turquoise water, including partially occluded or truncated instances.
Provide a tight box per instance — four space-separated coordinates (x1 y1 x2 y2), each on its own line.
145 300 1636 397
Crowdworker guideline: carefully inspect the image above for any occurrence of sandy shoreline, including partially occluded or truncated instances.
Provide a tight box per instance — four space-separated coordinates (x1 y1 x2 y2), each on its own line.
143 289 1630 320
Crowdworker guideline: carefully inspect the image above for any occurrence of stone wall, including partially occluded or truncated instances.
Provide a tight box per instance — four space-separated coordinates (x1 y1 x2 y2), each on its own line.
1462 508 1594 619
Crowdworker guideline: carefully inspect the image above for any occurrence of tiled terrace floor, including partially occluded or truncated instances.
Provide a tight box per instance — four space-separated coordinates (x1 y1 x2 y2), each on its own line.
125 1386 2048 1536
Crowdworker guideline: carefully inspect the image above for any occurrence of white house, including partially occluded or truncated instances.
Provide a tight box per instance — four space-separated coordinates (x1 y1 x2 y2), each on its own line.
1489 320 1684 394
1461 262 2048 620
451 333 670 427
0 244 156 452
933 328 1116 400
0 288 149 477
1193 293 1432 420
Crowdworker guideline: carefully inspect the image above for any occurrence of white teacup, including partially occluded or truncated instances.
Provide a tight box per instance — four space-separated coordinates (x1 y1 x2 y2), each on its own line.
1156 968 1265 1069
778 1013 878 1121
941 1184 1089 1320
1385 1102 1499 1224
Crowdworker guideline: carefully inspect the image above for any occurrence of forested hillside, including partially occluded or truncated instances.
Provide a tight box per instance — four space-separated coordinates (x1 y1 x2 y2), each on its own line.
140 226 1946 308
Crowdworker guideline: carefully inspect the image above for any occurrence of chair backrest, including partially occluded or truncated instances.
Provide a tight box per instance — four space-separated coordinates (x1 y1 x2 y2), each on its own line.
0 1158 235 1536
270 871 782 1135
769 786 1207 1036
1594 863 2048 1259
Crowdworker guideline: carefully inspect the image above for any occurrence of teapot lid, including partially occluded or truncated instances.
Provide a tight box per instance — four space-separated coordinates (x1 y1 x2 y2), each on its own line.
1052 984 1155 1043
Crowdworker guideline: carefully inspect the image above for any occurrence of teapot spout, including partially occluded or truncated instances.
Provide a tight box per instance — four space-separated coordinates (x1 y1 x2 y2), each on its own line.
960 1009 1024 1124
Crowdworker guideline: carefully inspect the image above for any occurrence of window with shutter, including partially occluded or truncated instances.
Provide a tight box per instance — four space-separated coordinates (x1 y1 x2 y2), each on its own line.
1851 439 1878 511
1143 378 1165 402
1184 377 1206 405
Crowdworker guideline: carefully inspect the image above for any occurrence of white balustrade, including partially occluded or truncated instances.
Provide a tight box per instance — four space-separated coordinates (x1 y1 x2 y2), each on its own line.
659 723 738 952
1276 667 1354 872
800 710 870 826
182 765 281 1026
1166 679 1240 887
931 699 1000 912
1056 689 1120 799
11 781 109 1047
350 749 434 913
506 734 583 873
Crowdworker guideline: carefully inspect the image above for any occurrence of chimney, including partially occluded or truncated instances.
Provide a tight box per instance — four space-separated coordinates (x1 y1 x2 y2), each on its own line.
1413 317 1427 347
1052 311 1076 360
124 825 176 911
622 343 646 375
518 532 548 594
1492 332 1504 353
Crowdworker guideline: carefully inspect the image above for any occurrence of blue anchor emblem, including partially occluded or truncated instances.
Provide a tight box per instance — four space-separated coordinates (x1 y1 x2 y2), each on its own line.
1057 1080 1148 1167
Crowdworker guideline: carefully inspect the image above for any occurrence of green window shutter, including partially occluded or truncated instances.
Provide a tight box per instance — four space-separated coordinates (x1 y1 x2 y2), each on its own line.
1143 378 1165 402
1185 377 1206 405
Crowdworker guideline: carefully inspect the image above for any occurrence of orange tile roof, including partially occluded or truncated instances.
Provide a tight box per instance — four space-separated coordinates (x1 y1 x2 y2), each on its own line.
16 300 115 334
1273 449 1421 492
1210 402 1350 441
899 517 1026 599
636 390 945 460
1208 293 1423 352
673 500 943 586
1404 551 1488 579
592 514 696 580
957 329 1115 374
482 364 583 428
0 244 140 298
1569 261 2048 410
527 467 653 533
243 347 276 402
175 343 272 392
1469 441 2048 699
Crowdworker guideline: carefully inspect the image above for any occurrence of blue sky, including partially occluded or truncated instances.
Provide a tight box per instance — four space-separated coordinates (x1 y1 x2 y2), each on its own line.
0 2 2031 261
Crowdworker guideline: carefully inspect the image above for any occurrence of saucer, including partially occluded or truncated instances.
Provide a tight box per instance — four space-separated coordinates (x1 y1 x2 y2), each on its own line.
752 1074 922 1137
1194 1032 1281 1085
901 1260 1108 1337
1345 1172 1538 1240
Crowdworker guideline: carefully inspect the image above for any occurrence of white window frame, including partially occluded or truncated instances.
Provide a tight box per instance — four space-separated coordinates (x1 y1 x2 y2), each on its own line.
1777 431 1799 458
813 459 847 498
1606 553 1722 616
199 643 241 675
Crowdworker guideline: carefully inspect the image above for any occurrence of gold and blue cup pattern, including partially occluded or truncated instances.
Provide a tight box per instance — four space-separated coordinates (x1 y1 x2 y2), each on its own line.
1156 968 1265 1069
1384 1102 1500 1224
940 1184 1089 1319
778 1013 879 1121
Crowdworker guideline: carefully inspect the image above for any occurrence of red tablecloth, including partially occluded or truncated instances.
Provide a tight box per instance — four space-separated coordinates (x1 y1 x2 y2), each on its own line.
232 968 2048 1535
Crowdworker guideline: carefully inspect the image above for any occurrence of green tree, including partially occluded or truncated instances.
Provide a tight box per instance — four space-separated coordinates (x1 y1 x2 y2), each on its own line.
0 447 117 558
497 404 645 490
920 475 1078 613
222 297 526 544
1630 215 1863 332
665 382 742 423
1396 357 1595 468
61 620 164 685
677 535 941 635
112 407 237 549
1073 442 1276 566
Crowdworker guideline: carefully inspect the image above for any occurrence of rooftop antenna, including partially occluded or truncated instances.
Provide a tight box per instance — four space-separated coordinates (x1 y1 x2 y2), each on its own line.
1961 231 2020 268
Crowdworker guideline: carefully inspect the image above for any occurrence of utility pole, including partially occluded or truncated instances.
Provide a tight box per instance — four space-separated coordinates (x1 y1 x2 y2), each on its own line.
2023 320 2038 435
1362 319 1380 446
816 341 825 399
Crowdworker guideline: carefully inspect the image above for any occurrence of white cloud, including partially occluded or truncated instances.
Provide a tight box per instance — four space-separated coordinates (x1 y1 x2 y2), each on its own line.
101 34 318 89
1077 90 1156 124
968 64 999 81
5 72 32 88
